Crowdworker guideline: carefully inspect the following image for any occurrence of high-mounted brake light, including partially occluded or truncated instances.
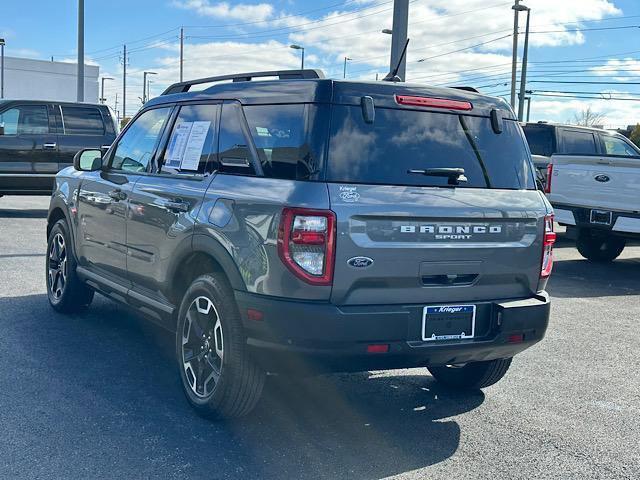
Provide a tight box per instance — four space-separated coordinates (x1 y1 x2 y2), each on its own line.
395 94 473 111
545 163 553 194
278 208 336 286
540 214 556 278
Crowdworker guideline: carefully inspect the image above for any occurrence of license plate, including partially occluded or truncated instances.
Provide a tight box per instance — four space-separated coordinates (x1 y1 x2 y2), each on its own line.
590 209 612 225
422 305 476 341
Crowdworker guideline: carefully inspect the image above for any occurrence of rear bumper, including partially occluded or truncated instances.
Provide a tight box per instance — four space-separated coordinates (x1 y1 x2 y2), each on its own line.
235 291 551 373
552 203 640 238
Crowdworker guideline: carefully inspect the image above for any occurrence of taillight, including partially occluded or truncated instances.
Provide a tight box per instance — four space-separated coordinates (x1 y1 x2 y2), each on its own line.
278 208 336 286
395 94 472 111
541 214 556 278
545 163 553 193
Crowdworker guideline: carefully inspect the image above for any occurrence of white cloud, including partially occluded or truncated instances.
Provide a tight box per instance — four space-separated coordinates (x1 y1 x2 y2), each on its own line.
590 58 640 78
173 0 274 23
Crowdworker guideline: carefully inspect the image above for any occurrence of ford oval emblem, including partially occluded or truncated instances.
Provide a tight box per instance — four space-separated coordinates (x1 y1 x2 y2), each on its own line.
347 256 374 268
594 174 610 183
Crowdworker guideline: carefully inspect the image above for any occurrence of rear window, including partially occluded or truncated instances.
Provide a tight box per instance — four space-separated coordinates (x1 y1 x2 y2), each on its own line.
327 106 535 189
61 106 105 135
523 126 554 156
558 129 598 155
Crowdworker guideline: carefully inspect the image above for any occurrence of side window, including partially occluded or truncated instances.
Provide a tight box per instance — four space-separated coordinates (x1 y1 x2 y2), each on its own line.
601 135 639 157
559 130 597 155
61 106 105 135
243 104 317 180
0 105 49 135
522 126 554 156
110 107 171 173
218 102 256 175
161 103 219 175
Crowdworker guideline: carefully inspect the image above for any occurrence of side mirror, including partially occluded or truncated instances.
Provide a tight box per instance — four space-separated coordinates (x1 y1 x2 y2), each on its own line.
73 148 103 171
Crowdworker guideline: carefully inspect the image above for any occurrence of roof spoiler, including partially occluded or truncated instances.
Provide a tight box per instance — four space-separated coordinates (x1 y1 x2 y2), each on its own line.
449 86 480 93
161 69 325 95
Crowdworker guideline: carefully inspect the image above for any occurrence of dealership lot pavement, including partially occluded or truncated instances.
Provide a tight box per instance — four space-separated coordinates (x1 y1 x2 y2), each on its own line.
1 196 639 480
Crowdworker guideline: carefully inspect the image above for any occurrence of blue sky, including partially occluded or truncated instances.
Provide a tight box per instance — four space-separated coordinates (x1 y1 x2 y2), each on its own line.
1 0 639 125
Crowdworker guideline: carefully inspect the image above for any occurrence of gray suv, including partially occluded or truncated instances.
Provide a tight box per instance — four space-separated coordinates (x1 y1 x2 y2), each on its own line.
46 69 553 419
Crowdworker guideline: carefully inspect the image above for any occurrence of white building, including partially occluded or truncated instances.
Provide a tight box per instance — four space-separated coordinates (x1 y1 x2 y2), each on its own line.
1 56 99 103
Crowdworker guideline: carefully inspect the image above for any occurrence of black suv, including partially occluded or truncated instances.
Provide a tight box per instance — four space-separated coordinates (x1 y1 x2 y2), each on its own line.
0 100 117 197
46 70 553 419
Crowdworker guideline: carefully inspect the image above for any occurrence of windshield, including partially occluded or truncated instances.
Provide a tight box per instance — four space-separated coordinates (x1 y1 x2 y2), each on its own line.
327 106 536 189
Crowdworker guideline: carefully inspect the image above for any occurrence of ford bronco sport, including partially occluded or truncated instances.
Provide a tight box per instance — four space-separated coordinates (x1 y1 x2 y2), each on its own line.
46 69 553 418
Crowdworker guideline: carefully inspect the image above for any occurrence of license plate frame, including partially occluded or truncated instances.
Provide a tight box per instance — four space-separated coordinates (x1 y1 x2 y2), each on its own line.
422 305 476 342
590 209 612 226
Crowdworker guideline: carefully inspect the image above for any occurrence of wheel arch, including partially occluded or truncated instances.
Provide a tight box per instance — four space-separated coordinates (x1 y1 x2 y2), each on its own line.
167 234 246 308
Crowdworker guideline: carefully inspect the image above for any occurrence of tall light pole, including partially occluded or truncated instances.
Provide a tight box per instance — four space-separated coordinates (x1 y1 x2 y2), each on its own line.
122 45 127 121
100 77 114 104
510 0 523 109
343 57 352 79
179 27 184 82
77 0 84 102
389 0 409 81
290 44 304 70
142 71 157 104
517 6 531 121
0 38 5 99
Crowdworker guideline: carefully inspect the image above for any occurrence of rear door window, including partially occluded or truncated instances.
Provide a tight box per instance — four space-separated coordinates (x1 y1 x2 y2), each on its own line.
61 106 105 135
559 129 598 155
0 105 49 135
523 126 555 156
327 106 535 189
217 102 256 176
161 103 219 175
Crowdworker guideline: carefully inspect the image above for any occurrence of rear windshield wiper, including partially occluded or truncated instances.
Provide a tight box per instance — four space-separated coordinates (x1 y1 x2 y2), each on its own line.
407 167 468 185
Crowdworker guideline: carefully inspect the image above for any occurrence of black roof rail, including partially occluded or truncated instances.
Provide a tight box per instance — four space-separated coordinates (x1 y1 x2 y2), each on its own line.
161 69 325 95
449 86 480 93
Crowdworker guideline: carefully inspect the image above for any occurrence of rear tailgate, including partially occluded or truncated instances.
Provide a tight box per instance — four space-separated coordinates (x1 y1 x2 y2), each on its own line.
329 185 546 305
325 93 546 306
549 154 640 212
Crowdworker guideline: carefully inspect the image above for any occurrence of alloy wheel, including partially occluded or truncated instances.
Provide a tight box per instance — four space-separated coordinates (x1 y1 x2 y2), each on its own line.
181 296 224 398
48 233 68 300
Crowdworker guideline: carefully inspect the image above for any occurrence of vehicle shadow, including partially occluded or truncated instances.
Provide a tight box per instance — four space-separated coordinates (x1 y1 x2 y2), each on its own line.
0 208 48 218
0 294 484 480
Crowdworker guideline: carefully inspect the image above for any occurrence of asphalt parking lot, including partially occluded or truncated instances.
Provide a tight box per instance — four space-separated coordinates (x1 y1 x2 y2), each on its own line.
1 196 639 480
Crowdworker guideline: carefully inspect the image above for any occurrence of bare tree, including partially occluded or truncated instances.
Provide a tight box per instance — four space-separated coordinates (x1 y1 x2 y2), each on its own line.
570 107 606 127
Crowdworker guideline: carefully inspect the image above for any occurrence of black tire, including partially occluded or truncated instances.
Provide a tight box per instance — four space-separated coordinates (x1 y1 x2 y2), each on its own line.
46 219 94 313
176 273 265 419
576 231 625 262
428 358 512 390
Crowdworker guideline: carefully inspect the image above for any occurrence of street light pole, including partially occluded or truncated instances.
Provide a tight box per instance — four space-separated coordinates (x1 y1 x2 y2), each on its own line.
0 38 5 99
517 7 531 121
100 77 113 104
77 0 84 102
179 27 184 82
142 71 156 104
289 44 304 69
343 57 352 79
510 0 520 109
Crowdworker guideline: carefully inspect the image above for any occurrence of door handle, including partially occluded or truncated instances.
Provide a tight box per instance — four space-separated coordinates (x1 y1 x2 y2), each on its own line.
43 142 57 149
108 189 127 201
163 200 189 213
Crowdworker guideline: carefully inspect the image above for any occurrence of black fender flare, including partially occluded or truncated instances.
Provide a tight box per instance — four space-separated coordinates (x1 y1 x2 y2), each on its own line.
166 234 246 292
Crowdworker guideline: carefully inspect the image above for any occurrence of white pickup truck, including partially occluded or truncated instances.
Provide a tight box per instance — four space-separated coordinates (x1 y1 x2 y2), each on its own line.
522 122 640 262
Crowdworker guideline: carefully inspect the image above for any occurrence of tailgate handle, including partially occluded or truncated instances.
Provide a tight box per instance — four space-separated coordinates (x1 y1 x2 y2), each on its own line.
421 274 478 287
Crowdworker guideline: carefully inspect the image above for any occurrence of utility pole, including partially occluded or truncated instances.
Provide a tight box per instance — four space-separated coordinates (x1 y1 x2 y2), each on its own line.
122 44 127 121
77 0 84 102
100 77 113 104
114 93 119 124
0 38 5 99
179 27 184 82
389 0 409 81
525 96 531 122
517 6 531 121
510 0 520 109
